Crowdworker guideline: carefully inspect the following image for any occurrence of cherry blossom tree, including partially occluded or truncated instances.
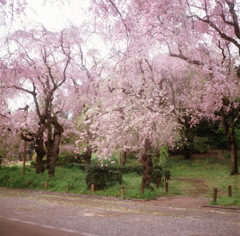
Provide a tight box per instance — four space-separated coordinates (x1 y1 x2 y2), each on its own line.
1 26 96 176
91 0 240 175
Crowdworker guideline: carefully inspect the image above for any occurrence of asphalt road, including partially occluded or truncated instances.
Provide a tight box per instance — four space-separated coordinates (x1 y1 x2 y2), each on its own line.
0 188 239 236
0 217 85 236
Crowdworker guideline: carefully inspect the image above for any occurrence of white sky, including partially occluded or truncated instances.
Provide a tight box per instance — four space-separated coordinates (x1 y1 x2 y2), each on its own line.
18 0 91 31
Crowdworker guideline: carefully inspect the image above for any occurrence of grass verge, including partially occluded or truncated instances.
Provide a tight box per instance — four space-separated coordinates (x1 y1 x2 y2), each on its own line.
0 154 239 206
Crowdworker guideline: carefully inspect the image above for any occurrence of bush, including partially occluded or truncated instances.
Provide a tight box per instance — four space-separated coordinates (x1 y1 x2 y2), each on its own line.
63 163 85 171
85 166 109 190
0 174 10 186
164 170 171 181
151 169 163 182
85 166 123 190
106 165 143 175
192 136 209 153
108 170 122 184
57 153 76 166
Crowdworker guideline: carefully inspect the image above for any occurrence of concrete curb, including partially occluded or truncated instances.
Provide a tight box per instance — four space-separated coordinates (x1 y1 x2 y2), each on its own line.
202 205 240 210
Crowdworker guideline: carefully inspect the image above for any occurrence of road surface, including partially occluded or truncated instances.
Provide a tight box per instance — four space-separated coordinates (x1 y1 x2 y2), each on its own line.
0 188 239 236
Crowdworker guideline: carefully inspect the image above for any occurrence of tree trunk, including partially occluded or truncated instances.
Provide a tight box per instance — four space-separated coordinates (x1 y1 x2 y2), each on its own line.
229 138 238 175
48 120 63 177
141 139 153 189
183 144 191 159
45 140 54 170
183 119 195 159
221 103 239 175
141 153 153 189
121 151 127 166
35 137 46 174
84 147 92 171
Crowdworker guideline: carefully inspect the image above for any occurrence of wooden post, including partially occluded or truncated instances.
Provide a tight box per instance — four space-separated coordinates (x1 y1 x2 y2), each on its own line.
165 181 168 193
26 180 30 186
45 182 49 189
228 185 232 197
213 188 218 202
120 185 124 198
91 184 95 193
66 184 70 191
22 140 27 176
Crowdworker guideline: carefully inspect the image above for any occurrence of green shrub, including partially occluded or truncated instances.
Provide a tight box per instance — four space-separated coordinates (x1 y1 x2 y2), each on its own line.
85 166 109 190
164 170 171 181
108 170 122 184
63 163 85 171
85 166 123 190
57 153 76 166
151 169 163 183
106 165 143 175
0 174 10 186
192 136 209 153
10 176 27 188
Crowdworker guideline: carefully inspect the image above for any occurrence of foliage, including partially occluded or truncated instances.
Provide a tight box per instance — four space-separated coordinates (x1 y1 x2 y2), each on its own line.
85 166 122 190
151 169 163 185
108 170 122 185
85 166 109 190
57 152 77 166
191 137 209 154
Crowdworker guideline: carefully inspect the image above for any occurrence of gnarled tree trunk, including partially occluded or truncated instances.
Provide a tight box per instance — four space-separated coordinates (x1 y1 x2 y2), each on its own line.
141 139 153 189
141 153 153 189
48 119 64 177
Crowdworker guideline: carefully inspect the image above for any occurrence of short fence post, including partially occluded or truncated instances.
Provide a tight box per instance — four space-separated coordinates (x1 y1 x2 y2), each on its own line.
91 184 95 194
165 181 168 193
213 188 218 202
120 185 124 198
228 185 232 197
66 184 70 191
45 182 49 190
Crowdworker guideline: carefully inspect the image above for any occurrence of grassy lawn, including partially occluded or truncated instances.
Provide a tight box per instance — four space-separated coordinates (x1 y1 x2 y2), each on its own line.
168 155 240 206
0 154 239 206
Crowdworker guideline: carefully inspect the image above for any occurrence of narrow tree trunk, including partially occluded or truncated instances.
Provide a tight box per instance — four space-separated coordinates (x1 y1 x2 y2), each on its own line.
141 153 153 189
84 147 92 171
229 139 238 175
183 144 191 159
220 103 239 175
183 121 195 159
121 151 127 166
48 135 61 177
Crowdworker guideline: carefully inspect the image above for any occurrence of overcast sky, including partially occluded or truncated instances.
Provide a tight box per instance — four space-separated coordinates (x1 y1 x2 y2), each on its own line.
4 0 90 32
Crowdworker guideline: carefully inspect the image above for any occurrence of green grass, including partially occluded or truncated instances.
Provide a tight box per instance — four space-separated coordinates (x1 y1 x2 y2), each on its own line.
167 155 240 206
0 154 240 206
